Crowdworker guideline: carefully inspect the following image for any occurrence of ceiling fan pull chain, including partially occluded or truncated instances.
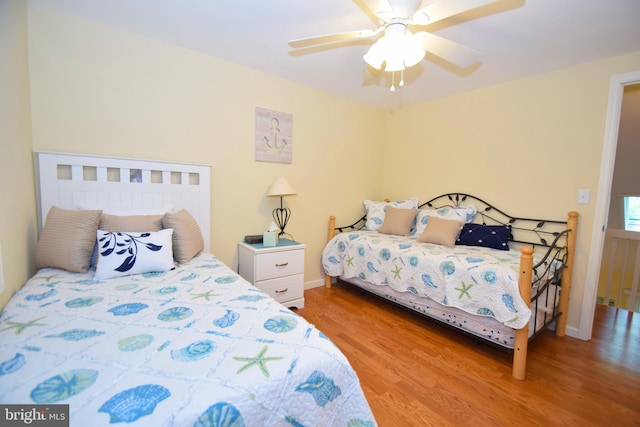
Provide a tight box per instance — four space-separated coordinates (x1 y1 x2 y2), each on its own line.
390 71 396 92
400 69 405 87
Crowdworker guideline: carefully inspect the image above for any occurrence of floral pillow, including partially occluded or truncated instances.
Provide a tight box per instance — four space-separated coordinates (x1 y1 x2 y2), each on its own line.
364 197 419 231
94 229 175 280
413 205 477 237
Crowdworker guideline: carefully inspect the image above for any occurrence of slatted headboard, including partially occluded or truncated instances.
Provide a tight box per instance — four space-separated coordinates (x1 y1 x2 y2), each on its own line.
34 151 211 250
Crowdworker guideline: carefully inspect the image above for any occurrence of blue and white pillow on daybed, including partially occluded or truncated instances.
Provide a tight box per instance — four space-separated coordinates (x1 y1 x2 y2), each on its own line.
413 205 477 237
364 197 419 231
94 229 175 280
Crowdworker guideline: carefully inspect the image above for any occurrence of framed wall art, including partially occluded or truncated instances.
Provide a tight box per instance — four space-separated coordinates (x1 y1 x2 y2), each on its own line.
255 107 292 164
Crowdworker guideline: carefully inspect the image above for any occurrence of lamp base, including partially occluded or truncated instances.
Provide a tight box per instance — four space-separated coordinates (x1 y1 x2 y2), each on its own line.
272 207 291 237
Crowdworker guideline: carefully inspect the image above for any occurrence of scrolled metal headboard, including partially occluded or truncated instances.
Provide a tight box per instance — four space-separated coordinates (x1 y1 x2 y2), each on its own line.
334 192 571 251
420 193 569 250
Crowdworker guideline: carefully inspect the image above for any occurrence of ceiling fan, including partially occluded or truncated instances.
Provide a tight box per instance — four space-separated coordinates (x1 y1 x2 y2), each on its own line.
288 0 499 91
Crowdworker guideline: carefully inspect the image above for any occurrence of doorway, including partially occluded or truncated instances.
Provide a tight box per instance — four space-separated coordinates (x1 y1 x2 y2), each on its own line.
580 71 640 341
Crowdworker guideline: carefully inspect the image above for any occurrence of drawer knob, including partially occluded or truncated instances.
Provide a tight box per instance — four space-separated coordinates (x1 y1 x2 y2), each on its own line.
275 262 289 267
275 288 289 294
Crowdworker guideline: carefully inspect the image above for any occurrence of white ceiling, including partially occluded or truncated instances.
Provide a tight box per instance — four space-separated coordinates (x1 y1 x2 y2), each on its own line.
29 0 640 109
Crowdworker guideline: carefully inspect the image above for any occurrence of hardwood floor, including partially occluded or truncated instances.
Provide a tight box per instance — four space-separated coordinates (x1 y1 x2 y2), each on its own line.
296 282 640 427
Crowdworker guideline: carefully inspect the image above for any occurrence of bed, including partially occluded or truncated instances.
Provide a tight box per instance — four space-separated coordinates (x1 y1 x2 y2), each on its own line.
322 194 578 380
0 152 376 426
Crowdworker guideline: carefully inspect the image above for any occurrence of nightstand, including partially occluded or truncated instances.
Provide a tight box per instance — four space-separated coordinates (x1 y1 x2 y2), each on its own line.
238 238 305 309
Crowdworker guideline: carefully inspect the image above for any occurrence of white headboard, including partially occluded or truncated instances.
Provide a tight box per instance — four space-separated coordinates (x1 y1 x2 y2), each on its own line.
34 151 211 250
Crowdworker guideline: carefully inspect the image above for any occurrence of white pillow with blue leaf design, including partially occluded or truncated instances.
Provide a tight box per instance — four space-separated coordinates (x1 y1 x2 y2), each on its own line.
364 198 419 231
94 229 175 280
413 205 477 237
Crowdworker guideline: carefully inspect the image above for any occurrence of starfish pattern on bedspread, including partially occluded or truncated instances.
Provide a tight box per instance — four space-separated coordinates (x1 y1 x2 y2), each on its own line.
190 290 220 301
391 265 402 279
456 282 473 299
233 345 284 378
0 316 48 335
346 255 355 267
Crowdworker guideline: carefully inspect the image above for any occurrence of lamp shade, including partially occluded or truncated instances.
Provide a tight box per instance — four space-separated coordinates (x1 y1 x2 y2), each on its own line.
266 177 297 197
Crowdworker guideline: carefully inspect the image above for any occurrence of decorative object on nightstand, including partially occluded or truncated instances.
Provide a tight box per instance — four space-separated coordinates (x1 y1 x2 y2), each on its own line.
262 228 278 247
238 238 305 309
266 176 297 238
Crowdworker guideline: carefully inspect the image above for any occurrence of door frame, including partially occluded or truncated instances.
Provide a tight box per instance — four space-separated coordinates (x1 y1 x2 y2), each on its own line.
579 70 640 340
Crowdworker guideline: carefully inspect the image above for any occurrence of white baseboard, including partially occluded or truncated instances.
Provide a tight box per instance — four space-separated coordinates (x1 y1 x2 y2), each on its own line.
565 325 583 340
304 279 325 290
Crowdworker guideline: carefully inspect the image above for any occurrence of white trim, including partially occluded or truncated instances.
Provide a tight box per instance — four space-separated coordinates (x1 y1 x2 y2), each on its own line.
565 325 580 339
580 71 640 341
304 278 325 290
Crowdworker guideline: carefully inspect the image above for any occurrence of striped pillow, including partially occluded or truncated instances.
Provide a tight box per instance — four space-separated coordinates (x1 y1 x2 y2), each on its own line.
162 209 204 263
35 206 102 272
99 213 163 232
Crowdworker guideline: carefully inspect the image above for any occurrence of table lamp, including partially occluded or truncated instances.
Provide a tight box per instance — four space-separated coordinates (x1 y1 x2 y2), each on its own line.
266 177 297 237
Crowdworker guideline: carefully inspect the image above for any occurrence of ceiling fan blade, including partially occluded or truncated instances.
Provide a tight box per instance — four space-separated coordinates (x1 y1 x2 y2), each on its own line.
413 0 498 25
288 29 377 48
415 32 480 68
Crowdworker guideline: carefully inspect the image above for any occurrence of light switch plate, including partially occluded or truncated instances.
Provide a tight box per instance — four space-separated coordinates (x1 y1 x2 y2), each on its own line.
578 189 590 204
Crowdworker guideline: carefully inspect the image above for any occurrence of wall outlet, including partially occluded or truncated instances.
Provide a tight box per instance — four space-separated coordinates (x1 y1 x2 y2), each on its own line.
577 189 590 204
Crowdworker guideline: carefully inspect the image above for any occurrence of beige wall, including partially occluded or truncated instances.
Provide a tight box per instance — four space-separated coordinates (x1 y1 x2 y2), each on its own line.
383 51 640 332
0 0 37 308
26 5 386 286
15 3 640 336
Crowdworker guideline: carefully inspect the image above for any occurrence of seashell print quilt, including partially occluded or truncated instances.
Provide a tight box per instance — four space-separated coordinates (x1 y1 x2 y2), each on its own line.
0 252 376 426
322 231 557 329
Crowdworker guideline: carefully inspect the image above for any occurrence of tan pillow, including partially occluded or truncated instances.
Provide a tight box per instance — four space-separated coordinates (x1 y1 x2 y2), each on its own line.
416 216 463 247
35 206 102 272
378 207 418 236
99 213 163 232
162 209 204 263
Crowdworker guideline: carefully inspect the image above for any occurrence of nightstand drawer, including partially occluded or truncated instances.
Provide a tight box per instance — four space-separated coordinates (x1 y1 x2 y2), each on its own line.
257 274 304 303
237 239 306 309
255 249 304 281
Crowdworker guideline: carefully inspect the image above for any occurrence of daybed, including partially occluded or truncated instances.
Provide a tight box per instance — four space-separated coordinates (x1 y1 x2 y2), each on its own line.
0 152 375 426
322 193 578 380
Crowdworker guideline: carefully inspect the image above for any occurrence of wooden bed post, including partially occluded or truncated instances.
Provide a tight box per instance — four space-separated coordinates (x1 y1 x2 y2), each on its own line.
325 216 336 288
556 211 579 337
513 246 534 380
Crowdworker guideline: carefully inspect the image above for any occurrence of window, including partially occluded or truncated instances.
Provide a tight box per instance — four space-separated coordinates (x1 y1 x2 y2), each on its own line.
623 196 640 232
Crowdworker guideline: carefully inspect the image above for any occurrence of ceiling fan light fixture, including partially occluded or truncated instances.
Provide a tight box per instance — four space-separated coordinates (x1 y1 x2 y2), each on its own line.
403 43 426 68
384 56 405 72
364 23 425 89
363 38 387 70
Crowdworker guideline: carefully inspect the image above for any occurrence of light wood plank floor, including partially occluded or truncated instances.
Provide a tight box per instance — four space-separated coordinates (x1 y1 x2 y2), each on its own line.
296 282 640 427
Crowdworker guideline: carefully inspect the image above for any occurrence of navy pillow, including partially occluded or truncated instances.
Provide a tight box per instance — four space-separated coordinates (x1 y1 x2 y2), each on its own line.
456 223 512 251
